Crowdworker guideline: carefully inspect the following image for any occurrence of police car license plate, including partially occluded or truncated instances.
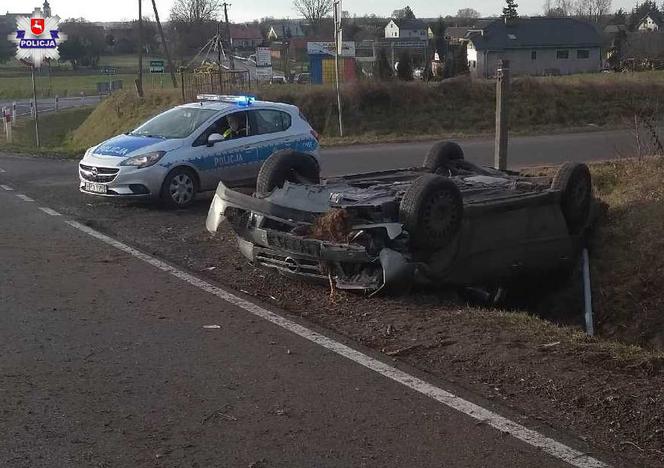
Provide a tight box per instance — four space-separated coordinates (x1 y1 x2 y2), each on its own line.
85 182 107 194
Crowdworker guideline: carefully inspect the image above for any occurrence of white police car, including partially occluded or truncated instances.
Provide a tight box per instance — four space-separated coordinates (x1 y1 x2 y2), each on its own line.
78 95 320 208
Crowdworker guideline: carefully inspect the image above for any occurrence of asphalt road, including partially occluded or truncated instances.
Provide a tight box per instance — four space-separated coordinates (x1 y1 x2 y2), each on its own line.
0 163 581 466
322 128 641 176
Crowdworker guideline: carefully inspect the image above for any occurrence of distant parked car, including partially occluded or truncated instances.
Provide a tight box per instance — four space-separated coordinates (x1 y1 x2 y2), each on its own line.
270 75 287 85
295 73 310 84
78 95 320 208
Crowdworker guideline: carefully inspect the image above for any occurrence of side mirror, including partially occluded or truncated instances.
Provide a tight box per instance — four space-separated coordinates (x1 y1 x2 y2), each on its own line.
207 133 224 147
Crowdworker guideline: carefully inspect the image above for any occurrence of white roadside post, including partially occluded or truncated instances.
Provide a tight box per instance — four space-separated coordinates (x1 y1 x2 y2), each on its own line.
333 0 344 137
54 95 59 112
3 107 12 144
11 102 17 127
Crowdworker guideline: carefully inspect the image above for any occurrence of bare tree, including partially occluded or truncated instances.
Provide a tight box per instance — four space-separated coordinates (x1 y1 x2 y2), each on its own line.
293 0 333 28
572 0 611 22
457 8 481 18
170 0 220 23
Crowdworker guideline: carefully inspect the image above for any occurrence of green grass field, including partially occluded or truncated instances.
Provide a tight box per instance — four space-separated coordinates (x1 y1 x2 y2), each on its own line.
0 107 93 156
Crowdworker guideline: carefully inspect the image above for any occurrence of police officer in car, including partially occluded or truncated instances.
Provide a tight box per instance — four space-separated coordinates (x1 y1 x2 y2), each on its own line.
223 113 246 140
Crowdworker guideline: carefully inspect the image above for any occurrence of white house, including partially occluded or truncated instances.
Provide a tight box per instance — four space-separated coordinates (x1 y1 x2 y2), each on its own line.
466 18 602 79
637 14 663 32
267 21 305 41
384 18 427 40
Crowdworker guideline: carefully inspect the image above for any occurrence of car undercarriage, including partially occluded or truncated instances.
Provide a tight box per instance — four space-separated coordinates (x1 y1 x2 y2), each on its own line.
206 142 593 295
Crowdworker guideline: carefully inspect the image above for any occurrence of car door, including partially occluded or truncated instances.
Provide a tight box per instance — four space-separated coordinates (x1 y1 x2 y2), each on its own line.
188 111 261 189
241 108 295 181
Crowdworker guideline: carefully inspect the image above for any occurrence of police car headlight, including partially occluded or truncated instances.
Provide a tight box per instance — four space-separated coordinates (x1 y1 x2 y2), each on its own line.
120 151 166 168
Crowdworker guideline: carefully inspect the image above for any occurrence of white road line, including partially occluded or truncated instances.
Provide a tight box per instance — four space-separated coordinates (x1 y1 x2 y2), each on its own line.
38 207 61 216
65 220 607 468
16 194 34 202
1 184 14 191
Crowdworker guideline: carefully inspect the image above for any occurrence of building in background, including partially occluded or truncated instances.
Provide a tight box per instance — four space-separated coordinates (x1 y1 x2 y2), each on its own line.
466 17 602 78
267 21 305 41
229 24 263 50
384 18 427 40
637 13 663 32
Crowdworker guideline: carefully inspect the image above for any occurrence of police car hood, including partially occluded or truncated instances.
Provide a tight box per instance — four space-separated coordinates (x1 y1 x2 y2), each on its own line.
92 133 184 159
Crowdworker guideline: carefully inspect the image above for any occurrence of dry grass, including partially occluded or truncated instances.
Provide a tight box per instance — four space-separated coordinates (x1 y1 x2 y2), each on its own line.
70 89 181 150
65 74 664 150
590 157 664 349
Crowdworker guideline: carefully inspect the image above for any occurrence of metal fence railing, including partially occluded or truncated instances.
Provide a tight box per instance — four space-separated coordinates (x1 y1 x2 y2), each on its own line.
179 68 252 103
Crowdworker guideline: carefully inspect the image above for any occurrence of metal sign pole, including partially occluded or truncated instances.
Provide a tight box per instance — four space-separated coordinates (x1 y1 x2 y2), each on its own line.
31 64 40 147
333 0 343 137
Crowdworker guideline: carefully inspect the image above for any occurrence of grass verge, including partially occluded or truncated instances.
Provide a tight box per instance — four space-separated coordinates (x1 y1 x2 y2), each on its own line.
0 107 93 157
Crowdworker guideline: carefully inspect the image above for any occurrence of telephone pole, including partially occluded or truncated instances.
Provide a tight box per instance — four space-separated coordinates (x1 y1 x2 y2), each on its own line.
151 0 177 88
136 0 144 97
222 2 234 70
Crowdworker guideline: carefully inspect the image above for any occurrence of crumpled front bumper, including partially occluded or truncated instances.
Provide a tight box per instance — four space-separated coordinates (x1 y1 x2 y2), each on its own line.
206 182 416 294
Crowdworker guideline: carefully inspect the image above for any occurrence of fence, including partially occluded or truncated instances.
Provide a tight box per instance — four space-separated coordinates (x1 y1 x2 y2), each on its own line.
179 68 252 102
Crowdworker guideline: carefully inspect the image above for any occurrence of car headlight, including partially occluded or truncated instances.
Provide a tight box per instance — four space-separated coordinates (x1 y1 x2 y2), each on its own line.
120 151 166 168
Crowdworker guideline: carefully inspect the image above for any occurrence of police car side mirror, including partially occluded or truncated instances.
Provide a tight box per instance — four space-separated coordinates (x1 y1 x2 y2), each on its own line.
207 133 224 147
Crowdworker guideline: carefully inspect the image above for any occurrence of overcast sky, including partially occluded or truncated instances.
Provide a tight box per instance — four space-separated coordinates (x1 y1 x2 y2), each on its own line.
4 0 635 23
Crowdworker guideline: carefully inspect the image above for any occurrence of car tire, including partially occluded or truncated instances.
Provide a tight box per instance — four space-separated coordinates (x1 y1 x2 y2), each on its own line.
399 174 463 250
160 166 198 209
423 141 464 175
256 150 320 195
551 162 592 235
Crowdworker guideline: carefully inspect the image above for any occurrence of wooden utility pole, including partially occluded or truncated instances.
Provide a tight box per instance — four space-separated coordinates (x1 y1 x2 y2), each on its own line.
151 0 177 88
333 0 343 137
222 2 234 70
136 0 144 97
494 59 510 170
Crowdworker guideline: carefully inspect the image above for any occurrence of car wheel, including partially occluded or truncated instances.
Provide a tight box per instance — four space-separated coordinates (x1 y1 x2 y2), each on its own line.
423 141 464 176
551 162 592 235
256 150 320 195
399 174 463 250
161 167 198 209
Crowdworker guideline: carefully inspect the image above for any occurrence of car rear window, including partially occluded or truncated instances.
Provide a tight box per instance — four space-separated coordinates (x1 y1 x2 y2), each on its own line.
253 110 292 135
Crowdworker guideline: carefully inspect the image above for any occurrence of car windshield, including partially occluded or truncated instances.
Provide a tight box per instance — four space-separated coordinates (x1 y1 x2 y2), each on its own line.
130 107 218 139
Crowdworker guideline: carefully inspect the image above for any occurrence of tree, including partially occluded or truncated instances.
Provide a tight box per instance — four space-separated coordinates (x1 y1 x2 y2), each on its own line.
543 0 572 16
170 0 220 23
396 51 413 81
457 8 481 19
392 6 416 19
502 0 519 19
0 16 16 63
58 19 105 68
573 0 612 22
293 0 333 31
628 1 659 31
375 48 393 80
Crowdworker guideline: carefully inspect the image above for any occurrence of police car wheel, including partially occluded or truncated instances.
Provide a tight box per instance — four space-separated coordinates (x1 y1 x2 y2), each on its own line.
161 167 198 208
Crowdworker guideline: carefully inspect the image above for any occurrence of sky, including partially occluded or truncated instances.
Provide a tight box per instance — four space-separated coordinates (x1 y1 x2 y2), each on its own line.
3 0 637 23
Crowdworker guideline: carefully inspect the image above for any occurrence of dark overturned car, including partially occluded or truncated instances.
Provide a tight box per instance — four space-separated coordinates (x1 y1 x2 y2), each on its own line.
206 142 593 295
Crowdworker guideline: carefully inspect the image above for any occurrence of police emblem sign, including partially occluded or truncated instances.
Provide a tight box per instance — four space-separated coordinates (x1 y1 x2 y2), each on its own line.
8 8 67 67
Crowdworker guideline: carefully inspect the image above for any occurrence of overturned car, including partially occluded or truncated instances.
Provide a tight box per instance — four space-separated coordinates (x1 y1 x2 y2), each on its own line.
206 142 593 295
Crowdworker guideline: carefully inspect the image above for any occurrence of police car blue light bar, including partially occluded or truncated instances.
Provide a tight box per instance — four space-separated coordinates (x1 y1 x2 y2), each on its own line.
196 94 256 106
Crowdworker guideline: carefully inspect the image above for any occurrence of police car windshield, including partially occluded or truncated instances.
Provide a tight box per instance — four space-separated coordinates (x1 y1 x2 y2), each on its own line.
130 107 218 139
